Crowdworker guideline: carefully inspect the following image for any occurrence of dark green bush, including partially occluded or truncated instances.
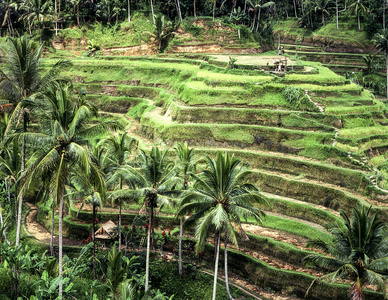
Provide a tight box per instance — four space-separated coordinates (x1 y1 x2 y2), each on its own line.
0 267 11 294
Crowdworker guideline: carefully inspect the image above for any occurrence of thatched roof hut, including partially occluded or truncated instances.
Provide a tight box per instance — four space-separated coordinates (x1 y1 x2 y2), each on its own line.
95 220 117 240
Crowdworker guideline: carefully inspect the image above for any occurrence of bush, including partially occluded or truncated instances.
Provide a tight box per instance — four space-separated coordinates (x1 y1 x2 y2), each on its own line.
0 267 11 294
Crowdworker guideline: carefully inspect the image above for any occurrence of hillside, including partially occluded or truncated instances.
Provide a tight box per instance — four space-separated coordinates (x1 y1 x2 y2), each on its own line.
42 50 388 299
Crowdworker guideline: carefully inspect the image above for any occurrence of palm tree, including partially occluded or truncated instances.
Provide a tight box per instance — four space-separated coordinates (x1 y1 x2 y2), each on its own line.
0 36 69 247
106 246 138 300
19 0 51 44
374 29 388 99
305 206 388 300
314 0 329 25
150 0 155 24
109 146 179 293
69 168 106 280
173 142 202 276
19 81 108 299
103 132 137 251
0 0 18 37
349 0 367 31
178 151 267 300
247 0 275 32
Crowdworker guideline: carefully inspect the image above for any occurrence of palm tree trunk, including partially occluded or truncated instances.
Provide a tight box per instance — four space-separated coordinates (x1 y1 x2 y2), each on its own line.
77 5 80 28
50 204 55 256
251 13 257 32
58 193 64 300
229 0 236 20
53 0 57 36
93 205 96 280
358 11 361 31
178 217 183 276
145 212 152 292
293 0 298 18
176 0 183 23
118 177 122 251
128 0 131 21
150 0 155 25
118 202 122 251
224 233 234 300
256 8 261 32
15 137 26 247
213 0 216 21
386 50 388 99
212 233 221 300
336 0 339 29
194 0 197 19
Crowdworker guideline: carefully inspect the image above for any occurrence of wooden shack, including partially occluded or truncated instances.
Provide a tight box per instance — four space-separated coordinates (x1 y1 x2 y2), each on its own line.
95 220 118 243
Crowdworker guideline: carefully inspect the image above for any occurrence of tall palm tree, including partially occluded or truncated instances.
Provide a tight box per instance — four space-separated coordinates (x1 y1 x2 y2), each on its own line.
19 0 51 44
69 168 106 280
247 0 275 32
19 81 108 299
349 0 367 31
374 29 388 100
305 206 388 300
109 146 179 293
0 36 69 247
178 151 267 300
103 132 137 251
0 0 18 37
173 142 202 276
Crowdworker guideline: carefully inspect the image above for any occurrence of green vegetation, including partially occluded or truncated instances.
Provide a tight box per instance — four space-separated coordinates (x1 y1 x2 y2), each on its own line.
2 2 388 296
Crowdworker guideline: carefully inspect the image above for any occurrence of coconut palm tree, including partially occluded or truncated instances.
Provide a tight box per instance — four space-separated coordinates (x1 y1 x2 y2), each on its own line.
109 146 179 293
349 0 367 31
103 132 137 251
173 142 202 276
305 206 388 300
247 0 275 32
69 168 106 280
19 81 108 299
177 151 267 300
0 36 69 247
18 0 51 44
0 0 18 37
374 29 388 99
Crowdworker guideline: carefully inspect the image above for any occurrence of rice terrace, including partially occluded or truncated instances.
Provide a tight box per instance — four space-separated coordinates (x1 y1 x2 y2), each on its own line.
1 1 388 299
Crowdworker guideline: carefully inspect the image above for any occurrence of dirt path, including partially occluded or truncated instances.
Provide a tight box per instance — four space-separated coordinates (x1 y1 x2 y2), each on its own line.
25 203 82 246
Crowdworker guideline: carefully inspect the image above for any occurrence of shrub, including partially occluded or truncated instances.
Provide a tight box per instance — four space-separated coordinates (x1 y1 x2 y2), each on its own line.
0 267 11 295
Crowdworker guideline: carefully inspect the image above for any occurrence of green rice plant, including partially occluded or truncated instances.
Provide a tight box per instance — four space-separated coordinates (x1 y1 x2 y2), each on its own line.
334 143 359 152
339 125 388 139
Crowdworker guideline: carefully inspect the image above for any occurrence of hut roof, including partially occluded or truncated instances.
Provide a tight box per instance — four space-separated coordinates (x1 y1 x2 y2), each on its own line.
95 220 117 240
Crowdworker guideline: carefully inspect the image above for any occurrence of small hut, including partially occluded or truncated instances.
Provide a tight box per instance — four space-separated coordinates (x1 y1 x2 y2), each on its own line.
95 220 118 245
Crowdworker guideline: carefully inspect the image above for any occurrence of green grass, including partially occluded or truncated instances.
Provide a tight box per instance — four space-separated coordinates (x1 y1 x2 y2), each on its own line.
284 62 346 84
57 14 154 48
260 214 331 242
339 126 388 138
196 70 274 83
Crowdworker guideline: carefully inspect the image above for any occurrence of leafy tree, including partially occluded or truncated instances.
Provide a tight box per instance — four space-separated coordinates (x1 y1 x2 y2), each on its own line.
247 0 275 32
70 169 106 280
19 81 108 299
0 0 18 37
19 0 51 44
109 146 179 293
349 0 367 31
173 142 202 276
374 28 388 99
305 206 388 300
106 246 138 299
178 151 267 300
103 131 137 251
0 36 69 247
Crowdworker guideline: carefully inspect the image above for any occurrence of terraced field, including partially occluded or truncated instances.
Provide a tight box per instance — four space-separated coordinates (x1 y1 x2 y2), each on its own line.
48 54 388 299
